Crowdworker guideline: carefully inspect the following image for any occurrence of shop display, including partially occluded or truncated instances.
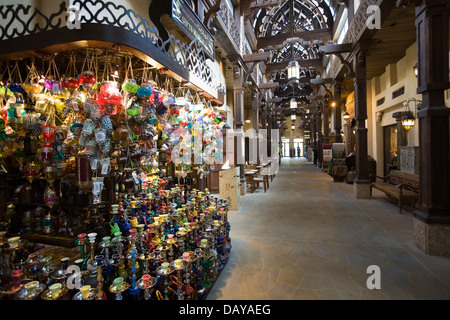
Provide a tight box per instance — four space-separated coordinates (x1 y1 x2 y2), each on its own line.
0 49 231 300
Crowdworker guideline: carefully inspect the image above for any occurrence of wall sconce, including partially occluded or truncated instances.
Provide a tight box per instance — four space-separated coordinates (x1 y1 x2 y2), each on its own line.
402 98 422 131
413 63 418 78
376 111 383 123
330 100 336 107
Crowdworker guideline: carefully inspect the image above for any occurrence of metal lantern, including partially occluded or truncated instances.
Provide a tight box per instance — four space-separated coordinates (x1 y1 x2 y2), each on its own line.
287 60 300 86
290 98 297 111
402 112 415 131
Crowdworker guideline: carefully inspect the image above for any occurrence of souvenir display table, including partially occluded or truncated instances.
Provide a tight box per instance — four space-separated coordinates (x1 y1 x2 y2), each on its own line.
0 50 232 300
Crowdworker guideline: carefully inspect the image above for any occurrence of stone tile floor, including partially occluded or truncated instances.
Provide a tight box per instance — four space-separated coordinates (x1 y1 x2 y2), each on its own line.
207 158 450 300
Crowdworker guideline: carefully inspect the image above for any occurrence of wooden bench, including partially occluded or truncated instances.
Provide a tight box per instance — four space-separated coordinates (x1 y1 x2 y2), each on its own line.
369 170 419 213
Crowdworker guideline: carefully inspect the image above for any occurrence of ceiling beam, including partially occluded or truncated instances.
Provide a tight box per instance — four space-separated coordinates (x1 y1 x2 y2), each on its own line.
265 58 322 74
259 82 280 89
257 28 332 50
243 51 271 62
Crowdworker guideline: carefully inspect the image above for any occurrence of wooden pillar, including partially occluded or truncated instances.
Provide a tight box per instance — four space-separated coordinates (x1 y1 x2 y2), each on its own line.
251 88 260 164
267 105 273 159
334 81 343 143
229 56 246 194
323 102 330 144
317 106 323 168
353 45 370 198
313 114 318 165
413 0 450 256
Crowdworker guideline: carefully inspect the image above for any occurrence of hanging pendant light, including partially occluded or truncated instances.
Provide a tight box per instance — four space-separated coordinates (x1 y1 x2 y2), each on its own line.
287 0 300 87
287 59 300 86
290 98 297 110
402 111 415 131
401 98 420 131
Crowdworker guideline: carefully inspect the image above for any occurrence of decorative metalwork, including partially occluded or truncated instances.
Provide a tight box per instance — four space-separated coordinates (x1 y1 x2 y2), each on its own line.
254 0 333 38
208 0 241 53
327 0 379 80
0 0 218 96
0 2 67 40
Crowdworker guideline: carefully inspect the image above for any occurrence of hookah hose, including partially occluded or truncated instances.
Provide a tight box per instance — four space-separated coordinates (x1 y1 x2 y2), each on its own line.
155 290 164 300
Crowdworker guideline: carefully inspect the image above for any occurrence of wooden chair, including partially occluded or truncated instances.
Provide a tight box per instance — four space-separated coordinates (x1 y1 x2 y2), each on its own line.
252 173 269 193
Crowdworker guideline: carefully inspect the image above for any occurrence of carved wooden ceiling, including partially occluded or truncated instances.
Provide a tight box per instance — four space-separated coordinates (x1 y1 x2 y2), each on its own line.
241 0 335 115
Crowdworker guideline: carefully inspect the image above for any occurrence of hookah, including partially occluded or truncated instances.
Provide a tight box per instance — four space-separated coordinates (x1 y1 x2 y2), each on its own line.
16 279 46 300
156 257 174 300
181 251 196 300
98 236 114 292
170 258 188 300
76 233 87 270
27 252 40 281
109 276 129 300
136 224 146 253
197 237 213 297
192 247 205 299
95 255 107 300
137 252 156 300
50 257 70 286
5 236 20 278
1 268 24 298
86 232 97 272
127 249 140 299
143 224 155 251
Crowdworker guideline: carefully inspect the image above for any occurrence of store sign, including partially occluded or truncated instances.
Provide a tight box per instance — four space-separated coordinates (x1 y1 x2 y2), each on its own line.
171 0 215 59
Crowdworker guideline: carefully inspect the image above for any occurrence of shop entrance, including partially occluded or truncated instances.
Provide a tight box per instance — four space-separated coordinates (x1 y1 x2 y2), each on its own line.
383 125 398 176
293 138 304 157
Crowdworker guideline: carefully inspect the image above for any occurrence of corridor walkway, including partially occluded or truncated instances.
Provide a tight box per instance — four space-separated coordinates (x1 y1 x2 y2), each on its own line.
208 158 450 300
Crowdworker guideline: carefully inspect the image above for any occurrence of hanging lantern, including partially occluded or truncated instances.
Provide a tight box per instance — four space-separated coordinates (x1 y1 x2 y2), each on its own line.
290 98 297 111
23 161 40 183
287 60 300 86
43 184 58 209
97 81 123 106
76 151 92 192
78 71 97 90
402 112 415 131
61 77 80 92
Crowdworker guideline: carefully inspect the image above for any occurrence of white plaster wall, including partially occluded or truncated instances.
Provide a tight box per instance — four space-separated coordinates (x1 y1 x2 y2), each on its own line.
369 41 450 175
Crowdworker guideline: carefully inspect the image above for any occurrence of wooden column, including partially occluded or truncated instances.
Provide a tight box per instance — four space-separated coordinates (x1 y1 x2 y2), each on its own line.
317 106 323 168
229 56 246 194
251 88 260 164
334 80 343 143
413 0 450 256
313 113 318 165
353 45 371 198
323 102 330 144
